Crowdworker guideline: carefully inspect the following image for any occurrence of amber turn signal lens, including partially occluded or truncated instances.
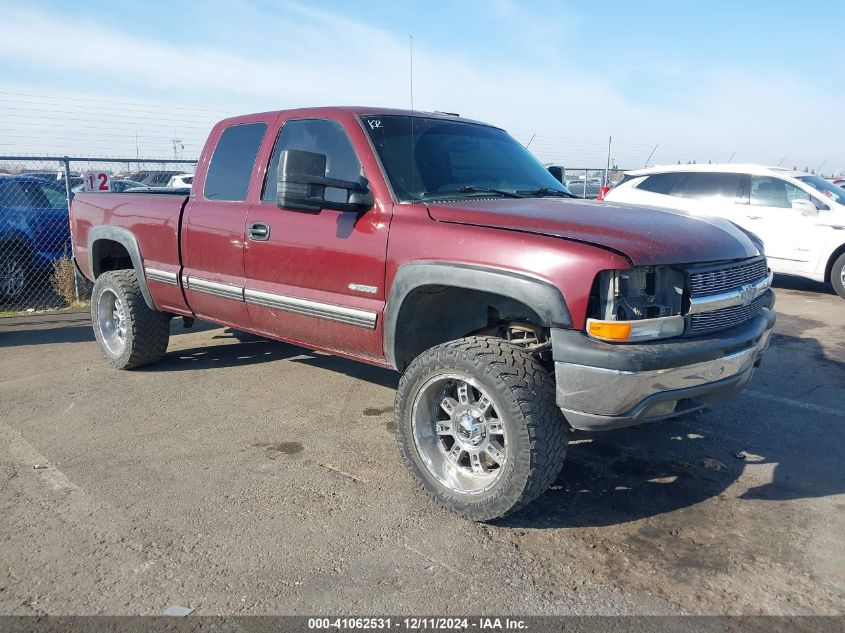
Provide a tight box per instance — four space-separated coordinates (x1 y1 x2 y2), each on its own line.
588 320 631 341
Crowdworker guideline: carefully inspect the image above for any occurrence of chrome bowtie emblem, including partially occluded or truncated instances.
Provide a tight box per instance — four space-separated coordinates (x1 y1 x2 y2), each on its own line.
740 283 755 307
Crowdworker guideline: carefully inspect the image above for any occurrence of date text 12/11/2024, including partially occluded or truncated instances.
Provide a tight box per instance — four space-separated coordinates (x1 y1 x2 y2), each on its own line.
307 618 528 630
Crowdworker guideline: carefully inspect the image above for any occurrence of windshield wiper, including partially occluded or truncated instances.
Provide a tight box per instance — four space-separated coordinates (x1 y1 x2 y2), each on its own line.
521 187 577 198
455 186 525 199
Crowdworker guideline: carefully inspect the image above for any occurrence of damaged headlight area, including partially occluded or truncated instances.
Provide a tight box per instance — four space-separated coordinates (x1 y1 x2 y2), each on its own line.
586 266 685 342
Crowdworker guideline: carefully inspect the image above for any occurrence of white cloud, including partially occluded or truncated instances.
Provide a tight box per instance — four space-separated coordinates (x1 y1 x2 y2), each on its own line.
0 3 839 170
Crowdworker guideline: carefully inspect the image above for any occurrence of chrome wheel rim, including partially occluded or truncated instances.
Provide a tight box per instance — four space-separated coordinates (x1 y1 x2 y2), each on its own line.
1 258 25 298
411 374 507 495
97 289 127 355
840 266 845 286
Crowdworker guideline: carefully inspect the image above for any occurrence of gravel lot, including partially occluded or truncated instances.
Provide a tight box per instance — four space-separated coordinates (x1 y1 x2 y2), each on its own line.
0 276 842 616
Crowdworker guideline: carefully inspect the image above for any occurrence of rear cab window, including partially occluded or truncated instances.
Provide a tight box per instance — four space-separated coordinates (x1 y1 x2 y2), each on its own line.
204 122 268 201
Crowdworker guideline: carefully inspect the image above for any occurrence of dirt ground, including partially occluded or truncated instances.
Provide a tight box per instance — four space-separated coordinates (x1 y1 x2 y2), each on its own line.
0 276 842 616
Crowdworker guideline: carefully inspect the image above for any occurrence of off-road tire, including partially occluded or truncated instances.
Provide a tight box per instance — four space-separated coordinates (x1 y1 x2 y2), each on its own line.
394 336 568 521
91 269 170 369
831 252 845 300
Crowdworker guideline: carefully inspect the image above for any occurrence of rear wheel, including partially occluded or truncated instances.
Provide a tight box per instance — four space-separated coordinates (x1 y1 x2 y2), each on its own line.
831 252 845 300
91 269 170 369
394 336 568 521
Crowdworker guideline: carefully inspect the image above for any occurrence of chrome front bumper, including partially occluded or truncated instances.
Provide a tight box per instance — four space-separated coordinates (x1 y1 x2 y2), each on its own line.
552 308 775 431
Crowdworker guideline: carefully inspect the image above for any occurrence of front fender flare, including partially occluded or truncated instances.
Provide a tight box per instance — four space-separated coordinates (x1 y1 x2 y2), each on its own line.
87 226 155 310
383 262 571 369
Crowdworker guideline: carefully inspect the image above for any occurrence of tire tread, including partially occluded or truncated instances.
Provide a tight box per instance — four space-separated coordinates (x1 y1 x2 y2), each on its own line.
92 269 170 369
395 336 567 521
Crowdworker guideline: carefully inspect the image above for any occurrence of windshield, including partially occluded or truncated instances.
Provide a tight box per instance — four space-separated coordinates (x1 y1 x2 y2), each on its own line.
796 175 845 204
360 115 572 201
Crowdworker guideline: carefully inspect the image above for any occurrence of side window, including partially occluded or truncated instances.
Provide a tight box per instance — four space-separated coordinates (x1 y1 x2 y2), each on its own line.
681 173 742 201
262 119 363 203
204 122 267 201
636 173 685 195
750 176 809 208
784 183 811 203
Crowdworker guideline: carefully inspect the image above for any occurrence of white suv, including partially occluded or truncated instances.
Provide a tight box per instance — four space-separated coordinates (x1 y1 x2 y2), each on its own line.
605 164 845 299
167 173 194 188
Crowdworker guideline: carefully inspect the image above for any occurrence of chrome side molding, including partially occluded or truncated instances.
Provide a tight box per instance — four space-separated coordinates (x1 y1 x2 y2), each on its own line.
144 267 178 286
180 273 377 329
244 288 377 329
185 276 245 302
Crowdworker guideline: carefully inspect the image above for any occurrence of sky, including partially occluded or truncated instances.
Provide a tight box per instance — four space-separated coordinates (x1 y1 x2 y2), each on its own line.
0 0 842 172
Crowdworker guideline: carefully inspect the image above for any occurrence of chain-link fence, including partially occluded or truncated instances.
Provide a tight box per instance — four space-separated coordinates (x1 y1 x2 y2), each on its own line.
546 166 629 198
0 156 197 315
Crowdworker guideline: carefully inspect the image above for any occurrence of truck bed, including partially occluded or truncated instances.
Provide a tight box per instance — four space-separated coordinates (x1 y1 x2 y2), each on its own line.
71 191 190 314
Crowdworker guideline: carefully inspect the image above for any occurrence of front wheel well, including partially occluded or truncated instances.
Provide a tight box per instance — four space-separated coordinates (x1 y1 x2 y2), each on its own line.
391 285 548 371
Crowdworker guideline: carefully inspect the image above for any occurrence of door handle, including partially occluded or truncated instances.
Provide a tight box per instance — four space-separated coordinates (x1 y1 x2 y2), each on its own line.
746 215 762 220
248 222 270 241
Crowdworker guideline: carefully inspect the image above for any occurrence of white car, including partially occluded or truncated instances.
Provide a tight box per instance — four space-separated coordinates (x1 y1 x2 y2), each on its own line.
167 173 194 188
605 164 845 299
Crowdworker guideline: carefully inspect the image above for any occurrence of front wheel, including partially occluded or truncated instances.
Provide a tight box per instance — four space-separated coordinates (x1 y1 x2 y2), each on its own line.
394 336 568 521
91 269 170 369
831 252 845 300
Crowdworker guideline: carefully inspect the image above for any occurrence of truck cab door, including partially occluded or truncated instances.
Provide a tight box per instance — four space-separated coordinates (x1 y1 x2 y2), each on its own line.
243 116 390 361
181 120 269 328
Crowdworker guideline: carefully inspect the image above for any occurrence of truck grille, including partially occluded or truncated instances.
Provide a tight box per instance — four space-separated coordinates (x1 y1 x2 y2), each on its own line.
690 295 767 334
689 258 769 296
686 257 770 335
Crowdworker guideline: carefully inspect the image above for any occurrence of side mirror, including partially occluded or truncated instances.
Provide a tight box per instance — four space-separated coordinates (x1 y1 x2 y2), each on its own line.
547 165 564 184
791 199 819 216
277 148 372 212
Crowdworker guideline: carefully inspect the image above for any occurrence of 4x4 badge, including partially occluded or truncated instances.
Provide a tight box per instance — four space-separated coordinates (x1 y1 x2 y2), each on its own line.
348 283 378 294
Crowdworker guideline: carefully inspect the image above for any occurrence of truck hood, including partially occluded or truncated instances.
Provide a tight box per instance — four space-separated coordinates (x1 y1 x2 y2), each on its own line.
426 198 761 265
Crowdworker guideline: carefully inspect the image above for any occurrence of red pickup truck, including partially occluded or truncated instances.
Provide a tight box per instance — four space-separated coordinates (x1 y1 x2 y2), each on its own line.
71 107 775 521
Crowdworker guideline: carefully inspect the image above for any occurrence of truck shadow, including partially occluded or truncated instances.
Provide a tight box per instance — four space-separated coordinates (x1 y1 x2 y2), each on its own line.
0 314 216 348
5 311 841 529
502 313 845 528
149 327 400 390
152 318 845 529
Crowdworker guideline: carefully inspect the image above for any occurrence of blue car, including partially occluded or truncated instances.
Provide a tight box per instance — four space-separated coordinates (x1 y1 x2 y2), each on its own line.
0 176 70 300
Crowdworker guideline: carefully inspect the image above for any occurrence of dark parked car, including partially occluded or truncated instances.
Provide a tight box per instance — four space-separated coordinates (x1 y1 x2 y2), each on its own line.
128 171 184 187
71 179 147 195
0 176 70 300
21 171 84 190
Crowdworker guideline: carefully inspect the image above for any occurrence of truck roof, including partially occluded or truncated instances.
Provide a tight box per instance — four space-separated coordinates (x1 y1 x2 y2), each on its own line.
217 106 496 129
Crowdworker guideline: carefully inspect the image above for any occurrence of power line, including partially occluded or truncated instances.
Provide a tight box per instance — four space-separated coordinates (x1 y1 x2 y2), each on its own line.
0 91 237 116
